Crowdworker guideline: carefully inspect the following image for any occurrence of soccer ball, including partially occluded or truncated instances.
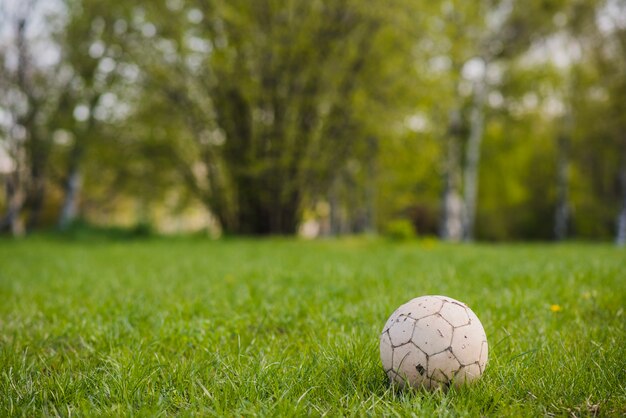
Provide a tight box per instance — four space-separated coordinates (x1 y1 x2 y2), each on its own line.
380 295 488 389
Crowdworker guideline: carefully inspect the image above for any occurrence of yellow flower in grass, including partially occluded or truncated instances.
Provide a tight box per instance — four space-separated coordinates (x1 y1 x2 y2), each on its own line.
550 304 562 313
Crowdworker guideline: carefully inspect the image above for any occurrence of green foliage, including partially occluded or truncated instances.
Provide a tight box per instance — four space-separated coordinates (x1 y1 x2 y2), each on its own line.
383 219 417 241
0 238 624 415
2 0 626 240
34 219 155 241
116 0 420 235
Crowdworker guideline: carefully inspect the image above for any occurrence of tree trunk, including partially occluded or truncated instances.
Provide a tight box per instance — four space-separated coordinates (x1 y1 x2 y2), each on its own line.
0 173 25 236
554 131 571 241
462 76 487 242
440 109 464 241
226 173 300 235
58 166 81 230
328 176 342 236
363 135 378 234
25 163 46 232
15 16 46 232
58 96 99 230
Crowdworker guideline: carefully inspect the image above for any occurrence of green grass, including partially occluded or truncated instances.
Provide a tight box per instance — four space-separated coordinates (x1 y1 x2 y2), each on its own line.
1 237 625 416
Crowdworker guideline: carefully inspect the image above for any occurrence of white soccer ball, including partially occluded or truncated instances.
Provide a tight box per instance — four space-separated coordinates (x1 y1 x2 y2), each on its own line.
380 295 488 389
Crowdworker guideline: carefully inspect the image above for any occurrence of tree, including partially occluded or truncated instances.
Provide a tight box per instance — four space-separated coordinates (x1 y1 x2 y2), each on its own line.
549 1 602 240
0 0 68 234
421 0 593 241
55 0 131 229
417 0 512 241
589 0 626 245
120 0 415 235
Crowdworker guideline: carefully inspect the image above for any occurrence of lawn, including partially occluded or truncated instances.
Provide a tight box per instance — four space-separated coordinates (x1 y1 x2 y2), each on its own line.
0 237 624 416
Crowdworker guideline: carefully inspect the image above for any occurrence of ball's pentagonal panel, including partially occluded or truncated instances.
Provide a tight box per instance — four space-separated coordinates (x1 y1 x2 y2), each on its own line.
467 309 488 372
412 314 453 355
390 343 428 387
380 331 393 372
381 295 488 390
388 315 416 347
453 363 481 387
451 320 487 366
439 301 471 328
428 349 460 384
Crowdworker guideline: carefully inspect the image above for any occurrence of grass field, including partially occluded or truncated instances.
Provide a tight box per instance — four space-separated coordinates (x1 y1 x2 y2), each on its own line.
1 237 625 416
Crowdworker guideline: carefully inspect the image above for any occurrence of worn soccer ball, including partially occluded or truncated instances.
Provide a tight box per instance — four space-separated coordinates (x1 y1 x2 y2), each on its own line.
380 295 488 389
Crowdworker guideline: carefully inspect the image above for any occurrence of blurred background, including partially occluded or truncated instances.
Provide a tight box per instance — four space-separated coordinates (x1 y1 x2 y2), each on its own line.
0 0 625 242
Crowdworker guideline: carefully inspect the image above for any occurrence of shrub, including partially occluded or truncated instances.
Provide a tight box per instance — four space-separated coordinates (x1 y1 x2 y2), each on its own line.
384 219 416 241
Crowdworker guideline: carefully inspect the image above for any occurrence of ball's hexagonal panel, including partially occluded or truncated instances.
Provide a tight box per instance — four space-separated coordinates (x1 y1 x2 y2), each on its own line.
439 301 470 328
479 340 488 371
390 343 428 388
412 314 453 355
388 315 416 346
428 349 461 384
380 331 393 372
466 307 487 339
450 322 485 366
407 296 444 320
453 363 481 387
